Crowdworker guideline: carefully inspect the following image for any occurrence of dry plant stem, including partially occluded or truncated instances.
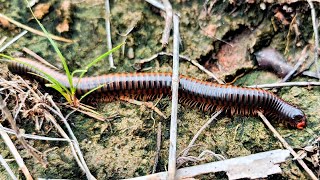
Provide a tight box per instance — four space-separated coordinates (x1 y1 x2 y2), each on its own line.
0 36 7 46
17 76 41 100
307 0 319 79
161 0 173 46
45 97 96 180
257 112 318 180
248 81 320 88
22 47 59 70
284 14 297 55
119 96 167 119
281 47 308 82
42 111 85 173
13 90 30 121
180 110 222 158
0 13 73 43
104 0 115 69
36 103 93 179
0 96 47 167
0 100 33 180
145 0 165 10
0 30 28 52
137 52 224 84
152 122 162 174
167 14 180 180
0 126 69 141
0 154 17 180
0 125 33 180
65 104 106 121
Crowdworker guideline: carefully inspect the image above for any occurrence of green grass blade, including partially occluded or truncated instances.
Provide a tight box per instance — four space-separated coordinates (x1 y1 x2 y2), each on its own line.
25 0 74 90
71 69 87 77
74 42 124 93
79 42 124 79
1 54 71 95
28 72 65 93
79 84 105 101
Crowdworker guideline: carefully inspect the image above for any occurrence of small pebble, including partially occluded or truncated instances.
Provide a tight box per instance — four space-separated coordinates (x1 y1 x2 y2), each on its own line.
127 47 134 59
260 3 266 10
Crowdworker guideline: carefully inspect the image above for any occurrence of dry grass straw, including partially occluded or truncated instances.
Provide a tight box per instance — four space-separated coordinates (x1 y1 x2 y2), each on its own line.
0 75 95 179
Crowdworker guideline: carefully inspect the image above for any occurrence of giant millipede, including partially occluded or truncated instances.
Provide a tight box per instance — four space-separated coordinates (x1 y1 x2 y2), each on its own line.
7 58 307 129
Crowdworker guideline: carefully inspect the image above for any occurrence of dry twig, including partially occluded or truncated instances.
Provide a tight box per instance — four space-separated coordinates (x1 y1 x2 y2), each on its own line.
119 96 167 119
136 52 224 84
248 81 320 88
0 98 33 180
0 13 73 43
307 0 319 79
281 46 308 82
0 95 48 167
161 0 173 47
177 110 222 167
145 0 165 10
258 112 318 180
128 149 290 180
0 30 28 52
45 97 97 180
22 47 59 70
0 154 17 180
104 0 115 69
167 14 180 180
152 122 162 174
0 36 7 46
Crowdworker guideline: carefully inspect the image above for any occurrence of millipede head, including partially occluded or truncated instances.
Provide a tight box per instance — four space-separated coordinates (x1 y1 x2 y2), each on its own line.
287 108 307 129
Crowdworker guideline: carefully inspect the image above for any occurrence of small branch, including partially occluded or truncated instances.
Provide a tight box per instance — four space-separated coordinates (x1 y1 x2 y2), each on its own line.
0 126 69 141
248 81 320 88
281 46 308 82
0 30 28 52
152 122 162 174
161 0 173 47
22 47 59 70
136 52 224 84
258 112 318 180
128 149 291 180
178 110 222 165
0 36 7 46
167 14 180 180
0 95 47 168
104 0 115 69
307 0 319 79
0 98 33 180
0 124 33 180
42 110 86 174
119 96 167 119
145 0 165 10
45 97 96 180
0 13 73 43
0 154 18 180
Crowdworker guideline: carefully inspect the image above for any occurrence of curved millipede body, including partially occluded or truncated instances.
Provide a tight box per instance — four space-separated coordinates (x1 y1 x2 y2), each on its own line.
7 58 307 129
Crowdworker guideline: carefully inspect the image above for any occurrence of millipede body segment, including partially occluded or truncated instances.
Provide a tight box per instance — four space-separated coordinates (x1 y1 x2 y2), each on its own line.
8 58 307 129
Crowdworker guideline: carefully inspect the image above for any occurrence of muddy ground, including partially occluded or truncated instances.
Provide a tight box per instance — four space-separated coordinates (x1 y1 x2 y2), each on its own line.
0 0 319 179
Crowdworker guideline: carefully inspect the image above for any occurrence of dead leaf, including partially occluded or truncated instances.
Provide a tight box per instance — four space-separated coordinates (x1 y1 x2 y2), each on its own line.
211 30 255 79
57 1 71 17
33 3 51 20
56 1 72 33
0 17 10 28
56 19 69 33
274 11 290 26
201 24 217 38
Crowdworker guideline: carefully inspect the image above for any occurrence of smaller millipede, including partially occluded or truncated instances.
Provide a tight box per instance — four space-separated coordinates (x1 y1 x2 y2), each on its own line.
7 58 307 129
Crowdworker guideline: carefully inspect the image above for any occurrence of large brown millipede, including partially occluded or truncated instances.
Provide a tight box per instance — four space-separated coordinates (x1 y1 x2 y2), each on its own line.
7 58 307 129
